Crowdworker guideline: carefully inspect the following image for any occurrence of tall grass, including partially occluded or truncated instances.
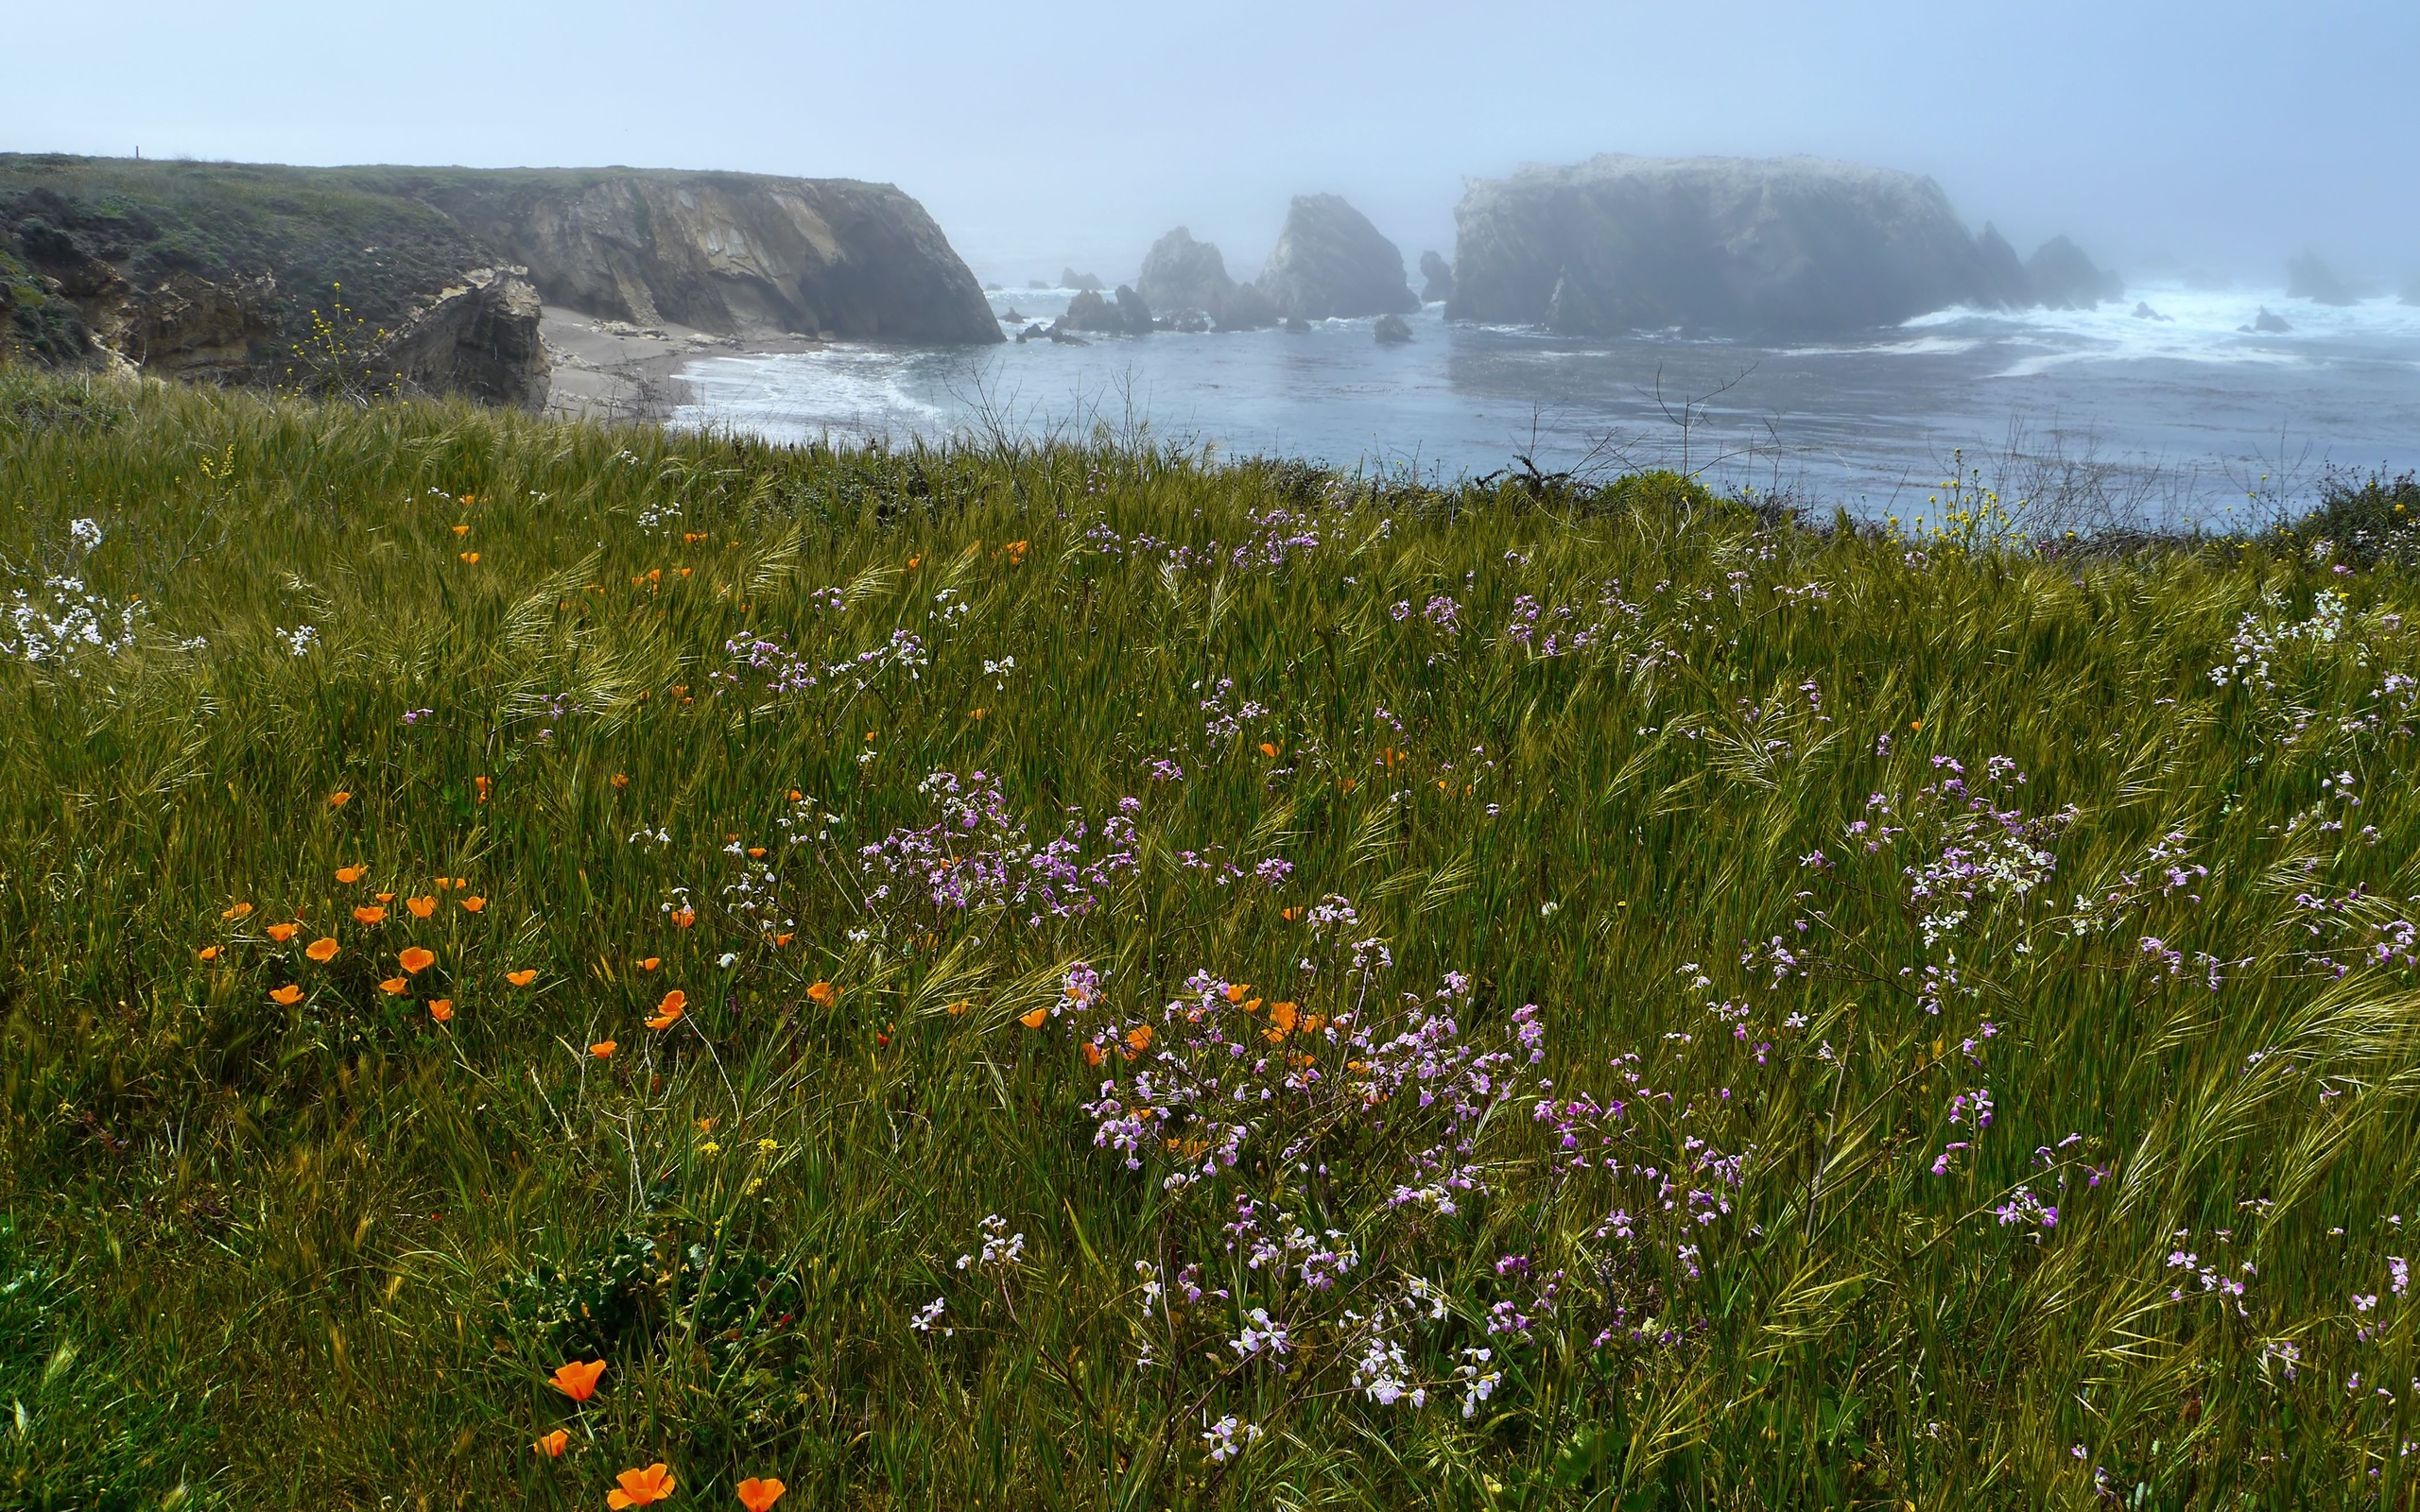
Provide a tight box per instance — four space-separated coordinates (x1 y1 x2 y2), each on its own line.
3 368 2418 1510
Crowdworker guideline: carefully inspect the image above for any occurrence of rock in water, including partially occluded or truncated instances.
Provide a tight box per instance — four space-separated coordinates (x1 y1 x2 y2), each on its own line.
2248 306 2293 334
1974 224 2033 308
380 266 549 411
1055 286 1153 336
1373 313 1413 344
2133 301 2173 322
1139 228 1236 319
1419 249 1455 303
1114 284 1154 335
1545 268 1607 336
1216 282 1276 331
2025 235 2124 309
1061 267 1104 292
2288 251 2357 306
1445 153 2117 337
1258 194 1419 320
1283 317 1310 333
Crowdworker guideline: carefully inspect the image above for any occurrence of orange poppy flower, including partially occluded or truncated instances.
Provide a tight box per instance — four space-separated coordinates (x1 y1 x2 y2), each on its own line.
737 1478 786 1512
337 865 368 884
436 878 452 889
267 922 300 943
549 1359 607 1402
354 905 387 924
1126 1024 1155 1052
304 936 339 962
507 969 538 987
399 946 436 974
461 895 486 913
1222 984 1250 1003
222 902 253 919
805 981 837 1007
636 957 660 971
647 991 685 1030
611 773 630 789
458 551 479 564
670 908 696 929
1280 907 1302 921
969 707 987 721
473 777 490 803
1019 1005 1050 1029
590 1040 617 1059
1259 742 1280 759
198 946 220 962
945 999 972 1017
269 984 303 1005
379 976 409 995
452 524 471 537
428 999 454 1023
1082 1042 1105 1068
747 847 766 858
607 1464 675 1509
375 891 394 903
406 896 437 919
533 1429 567 1458
772 933 793 947
329 790 352 808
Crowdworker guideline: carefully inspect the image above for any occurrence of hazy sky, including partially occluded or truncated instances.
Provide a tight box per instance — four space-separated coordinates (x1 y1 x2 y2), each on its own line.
6 0 2414 287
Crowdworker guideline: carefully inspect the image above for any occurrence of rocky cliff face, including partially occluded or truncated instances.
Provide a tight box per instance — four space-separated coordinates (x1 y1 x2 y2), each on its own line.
1138 228 1236 320
0 156 997 405
1259 195 1419 320
406 170 1000 345
1448 154 2118 336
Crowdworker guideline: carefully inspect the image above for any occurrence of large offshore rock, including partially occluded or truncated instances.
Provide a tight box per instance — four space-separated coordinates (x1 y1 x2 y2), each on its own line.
1138 228 1235 318
1446 153 2111 336
2026 235 2124 309
1258 194 1419 320
1419 249 1455 302
2288 251 2357 306
379 266 550 411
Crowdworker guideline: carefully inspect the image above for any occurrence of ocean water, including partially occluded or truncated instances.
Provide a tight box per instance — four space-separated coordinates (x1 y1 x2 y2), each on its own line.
669 284 2420 526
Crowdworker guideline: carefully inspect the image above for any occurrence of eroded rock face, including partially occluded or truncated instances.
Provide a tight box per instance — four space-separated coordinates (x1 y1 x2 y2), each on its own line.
1258 194 1418 320
1139 228 1235 318
1447 154 2118 336
379 267 549 411
2026 235 2124 310
419 173 1001 345
1419 249 1454 303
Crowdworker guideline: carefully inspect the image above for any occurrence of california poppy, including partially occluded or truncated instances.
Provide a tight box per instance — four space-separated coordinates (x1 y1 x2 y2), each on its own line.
747 847 766 858
436 878 452 889
1281 907 1302 921
647 990 685 1030
222 902 253 919
637 957 660 971
611 773 630 789
1081 1042 1105 1068
267 922 300 943
375 891 394 903
1223 984 1250 1004
198 946 220 962
406 896 437 919
305 936 339 962
269 984 303 1005
590 1040 617 1059
772 933 793 947
462 895 486 913
533 1429 567 1457
806 981 837 1007
549 1359 607 1402
399 946 437 974
507 969 537 987
429 999 454 1023
945 999 972 1017
329 790 352 808
1126 1024 1155 1052
379 976 408 995
337 865 368 884
607 1464 675 1509
354 905 387 924
473 777 490 803
736 1478 786 1511
452 524 471 537
1019 1005 1050 1029
458 551 479 564
670 908 696 929
1259 742 1280 759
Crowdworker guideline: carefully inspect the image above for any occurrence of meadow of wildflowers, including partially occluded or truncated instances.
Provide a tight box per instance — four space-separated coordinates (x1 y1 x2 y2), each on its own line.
4 367 2420 1508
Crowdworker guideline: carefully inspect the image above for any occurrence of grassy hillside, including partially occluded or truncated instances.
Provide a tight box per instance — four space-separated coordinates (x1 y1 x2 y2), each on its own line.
4 367 2420 1509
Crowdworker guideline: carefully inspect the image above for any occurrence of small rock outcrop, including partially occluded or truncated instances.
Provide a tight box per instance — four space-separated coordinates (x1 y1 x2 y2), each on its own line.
1373 313 1413 344
1061 267 1104 292
1446 154 2124 336
2247 306 2292 334
2288 251 2357 306
1419 249 1454 302
2025 235 2124 310
1258 194 1419 320
1216 282 1276 331
2133 301 2173 322
1055 285 1153 336
380 266 549 411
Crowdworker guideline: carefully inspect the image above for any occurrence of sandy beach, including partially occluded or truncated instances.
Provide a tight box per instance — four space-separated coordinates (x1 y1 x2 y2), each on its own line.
539 306 826 423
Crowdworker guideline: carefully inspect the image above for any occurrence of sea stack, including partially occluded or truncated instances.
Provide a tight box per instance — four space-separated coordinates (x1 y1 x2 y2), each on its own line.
1258 194 1419 321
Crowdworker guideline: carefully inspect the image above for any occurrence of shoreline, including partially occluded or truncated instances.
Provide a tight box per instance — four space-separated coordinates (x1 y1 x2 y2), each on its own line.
539 306 828 425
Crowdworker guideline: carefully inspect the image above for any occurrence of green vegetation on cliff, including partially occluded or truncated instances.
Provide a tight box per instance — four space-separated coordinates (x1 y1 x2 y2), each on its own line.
5 369 2420 1507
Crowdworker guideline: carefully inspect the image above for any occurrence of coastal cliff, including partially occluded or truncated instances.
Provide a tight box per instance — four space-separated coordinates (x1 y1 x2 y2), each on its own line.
1447 154 2119 337
0 156 997 407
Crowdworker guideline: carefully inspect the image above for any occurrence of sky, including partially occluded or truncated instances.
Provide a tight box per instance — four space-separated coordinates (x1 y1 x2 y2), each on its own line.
5 0 2415 290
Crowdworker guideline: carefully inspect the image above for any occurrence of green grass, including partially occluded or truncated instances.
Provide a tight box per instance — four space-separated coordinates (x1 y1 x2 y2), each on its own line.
4 365 2420 1509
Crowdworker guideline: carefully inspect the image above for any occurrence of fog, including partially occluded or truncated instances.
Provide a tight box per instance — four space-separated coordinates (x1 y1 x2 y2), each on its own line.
5 0 2414 288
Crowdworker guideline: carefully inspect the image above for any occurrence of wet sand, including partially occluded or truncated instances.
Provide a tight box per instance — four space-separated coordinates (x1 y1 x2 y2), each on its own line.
540 307 824 423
